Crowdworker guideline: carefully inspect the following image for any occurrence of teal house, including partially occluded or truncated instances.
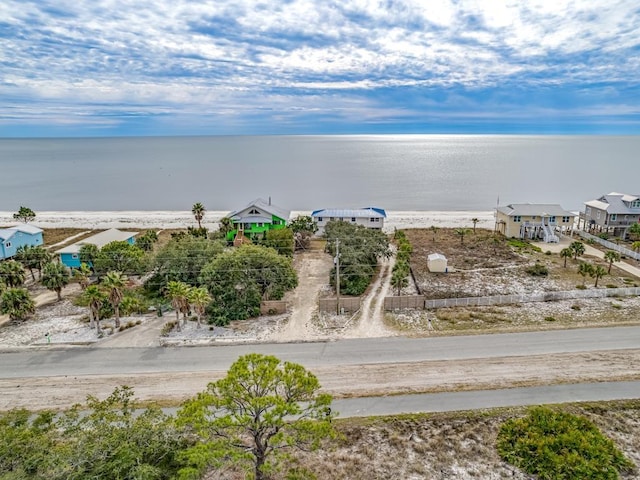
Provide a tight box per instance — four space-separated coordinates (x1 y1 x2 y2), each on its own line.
56 228 138 268
225 198 289 244
0 224 44 260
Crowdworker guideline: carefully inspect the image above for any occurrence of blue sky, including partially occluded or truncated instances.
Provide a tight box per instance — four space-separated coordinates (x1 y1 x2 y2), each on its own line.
1 0 639 136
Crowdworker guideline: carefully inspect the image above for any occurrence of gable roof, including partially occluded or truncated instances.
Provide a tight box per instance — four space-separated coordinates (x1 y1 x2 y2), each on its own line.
56 228 138 254
311 207 387 218
496 204 575 217
0 224 43 241
585 192 640 214
227 198 290 222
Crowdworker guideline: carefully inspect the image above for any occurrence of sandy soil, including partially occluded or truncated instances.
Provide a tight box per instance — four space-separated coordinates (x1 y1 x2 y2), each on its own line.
2 349 639 411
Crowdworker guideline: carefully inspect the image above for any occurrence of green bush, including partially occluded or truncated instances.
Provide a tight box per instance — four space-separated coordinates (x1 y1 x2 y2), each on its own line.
526 262 548 277
497 406 633 479
575 284 587 290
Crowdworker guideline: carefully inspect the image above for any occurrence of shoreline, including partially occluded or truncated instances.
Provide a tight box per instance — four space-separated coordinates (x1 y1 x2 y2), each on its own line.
0 210 497 231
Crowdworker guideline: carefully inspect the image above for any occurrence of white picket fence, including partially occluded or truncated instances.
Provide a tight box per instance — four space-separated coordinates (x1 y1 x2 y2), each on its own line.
574 230 640 261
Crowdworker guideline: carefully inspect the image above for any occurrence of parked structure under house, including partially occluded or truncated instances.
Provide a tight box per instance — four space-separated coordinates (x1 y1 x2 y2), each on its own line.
0 224 44 260
56 228 138 268
495 204 575 243
225 198 289 245
311 207 386 235
577 192 640 238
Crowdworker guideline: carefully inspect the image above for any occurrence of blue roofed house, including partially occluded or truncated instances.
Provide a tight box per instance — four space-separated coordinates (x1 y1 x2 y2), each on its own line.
311 207 387 235
0 224 44 260
56 228 138 268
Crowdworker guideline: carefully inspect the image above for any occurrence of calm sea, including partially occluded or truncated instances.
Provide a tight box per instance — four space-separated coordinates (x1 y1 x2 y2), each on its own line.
0 135 638 212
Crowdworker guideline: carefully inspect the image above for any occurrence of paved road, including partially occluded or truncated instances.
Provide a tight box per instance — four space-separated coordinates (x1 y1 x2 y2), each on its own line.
2 325 640 379
333 381 640 417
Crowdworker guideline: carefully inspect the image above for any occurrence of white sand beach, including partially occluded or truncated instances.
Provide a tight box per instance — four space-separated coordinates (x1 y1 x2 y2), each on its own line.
0 210 496 231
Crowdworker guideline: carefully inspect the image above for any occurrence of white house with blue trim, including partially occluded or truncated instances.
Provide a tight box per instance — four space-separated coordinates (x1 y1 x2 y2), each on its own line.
56 228 138 268
0 224 44 260
311 207 386 235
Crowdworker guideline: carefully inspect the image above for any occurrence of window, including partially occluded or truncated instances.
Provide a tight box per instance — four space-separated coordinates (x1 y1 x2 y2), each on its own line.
596 211 601 219
4 241 11 248
632 200 640 208
562 216 570 223
351 217 356 222
549 216 556 223
248 209 260 215
610 214 617 221
318 217 323 222
586 207 591 215
370 217 380 222
71 253 79 259
513 216 521 222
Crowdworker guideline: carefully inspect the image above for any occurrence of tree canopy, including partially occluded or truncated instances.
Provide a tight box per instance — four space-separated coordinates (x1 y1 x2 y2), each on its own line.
177 354 334 480
199 244 297 324
94 241 146 276
13 206 35 223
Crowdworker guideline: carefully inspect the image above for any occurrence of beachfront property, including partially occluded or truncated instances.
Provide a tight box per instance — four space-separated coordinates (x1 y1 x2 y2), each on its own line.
0 224 44 260
495 204 575 243
225 198 289 245
56 228 138 268
577 192 640 238
311 207 387 235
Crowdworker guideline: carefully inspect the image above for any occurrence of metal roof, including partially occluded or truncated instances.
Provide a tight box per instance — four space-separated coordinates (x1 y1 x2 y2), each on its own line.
585 192 640 214
0 224 43 241
496 204 575 217
227 198 290 222
56 228 138 254
0 229 16 241
311 207 387 218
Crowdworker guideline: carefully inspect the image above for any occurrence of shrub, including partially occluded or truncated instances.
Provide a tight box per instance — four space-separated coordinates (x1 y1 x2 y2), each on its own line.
497 406 633 479
160 321 176 336
576 284 587 290
570 304 581 311
526 263 548 277
544 316 556 322
545 250 552 255
606 284 618 289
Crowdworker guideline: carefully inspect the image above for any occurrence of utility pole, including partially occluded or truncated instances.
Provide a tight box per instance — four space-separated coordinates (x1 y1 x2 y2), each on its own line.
335 238 340 315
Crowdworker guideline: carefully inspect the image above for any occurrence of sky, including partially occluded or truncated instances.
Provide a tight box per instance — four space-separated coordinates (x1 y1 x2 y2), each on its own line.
1 0 640 137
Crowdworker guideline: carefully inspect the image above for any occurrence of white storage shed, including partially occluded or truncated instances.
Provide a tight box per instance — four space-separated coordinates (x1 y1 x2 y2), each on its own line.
427 253 448 273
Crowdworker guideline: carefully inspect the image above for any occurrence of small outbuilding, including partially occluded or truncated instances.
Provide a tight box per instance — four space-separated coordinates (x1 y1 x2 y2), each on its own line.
427 253 448 273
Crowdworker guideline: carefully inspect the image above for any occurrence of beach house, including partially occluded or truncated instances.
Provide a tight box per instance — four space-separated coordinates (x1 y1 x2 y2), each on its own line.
577 192 640 238
311 207 387 235
495 204 575 242
56 228 138 268
225 198 289 244
0 224 44 260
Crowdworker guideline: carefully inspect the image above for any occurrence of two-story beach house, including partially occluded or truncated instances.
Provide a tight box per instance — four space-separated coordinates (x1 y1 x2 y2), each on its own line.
577 192 640 238
225 198 289 244
311 207 386 235
495 204 575 243
0 224 44 260
56 228 138 268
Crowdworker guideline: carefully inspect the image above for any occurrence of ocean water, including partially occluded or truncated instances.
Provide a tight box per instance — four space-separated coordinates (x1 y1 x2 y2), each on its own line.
0 135 638 212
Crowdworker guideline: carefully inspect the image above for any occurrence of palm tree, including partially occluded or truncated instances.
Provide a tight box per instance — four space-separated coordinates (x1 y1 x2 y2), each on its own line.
102 271 127 328
590 265 607 287
165 281 189 331
471 218 479 233
0 288 35 321
628 223 640 241
560 247 572 268
187 286 212 329
41 262 70 301
192 202 206 229
73 263 92 290
570 241 585 260
82 285 105 334
390 264 409 296
219 217 234 237
632 241 640 253
578 262 593 286
455 228 470 245
430 226 438 243
604 250 621 274
0 260 26 288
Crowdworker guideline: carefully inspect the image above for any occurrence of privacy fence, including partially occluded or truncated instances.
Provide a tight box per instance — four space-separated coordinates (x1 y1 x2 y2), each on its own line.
574 230 640 261
385 287 640 311
318 297 362 314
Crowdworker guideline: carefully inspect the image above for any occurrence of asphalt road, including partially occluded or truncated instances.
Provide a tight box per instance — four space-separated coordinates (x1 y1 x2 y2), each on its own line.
333 381 640 417
1 325 640 379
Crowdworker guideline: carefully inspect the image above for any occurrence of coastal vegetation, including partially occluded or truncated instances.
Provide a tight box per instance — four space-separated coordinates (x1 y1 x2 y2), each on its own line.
324 220 390 296
12 206 36 223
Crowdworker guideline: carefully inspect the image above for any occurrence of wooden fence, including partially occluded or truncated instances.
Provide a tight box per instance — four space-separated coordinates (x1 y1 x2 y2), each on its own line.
260 300 288 315
318 297 361 314
384 287 640 311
